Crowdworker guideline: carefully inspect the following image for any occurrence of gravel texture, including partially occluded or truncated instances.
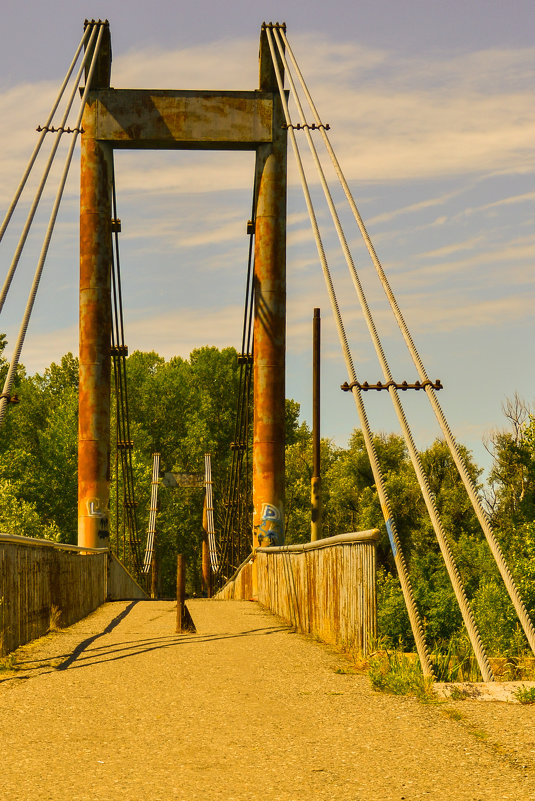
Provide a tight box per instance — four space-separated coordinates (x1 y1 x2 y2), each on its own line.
1 599 535 801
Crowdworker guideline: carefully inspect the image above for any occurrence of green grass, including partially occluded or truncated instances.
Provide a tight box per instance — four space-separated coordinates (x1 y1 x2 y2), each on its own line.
430 636 482 683
334 665 358 675
514 685 535 705
0 653 17 672
368 649 435 701
443 707 464 721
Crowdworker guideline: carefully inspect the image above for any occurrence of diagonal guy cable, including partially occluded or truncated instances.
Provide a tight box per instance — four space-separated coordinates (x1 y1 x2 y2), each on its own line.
0 23 100 317
278 26 535 658
0 25 92 244
271 25 493 681
264 24 434 677
0 22 106 427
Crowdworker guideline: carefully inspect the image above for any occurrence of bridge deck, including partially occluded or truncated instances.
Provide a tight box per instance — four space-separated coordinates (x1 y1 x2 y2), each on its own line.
1 600 534 800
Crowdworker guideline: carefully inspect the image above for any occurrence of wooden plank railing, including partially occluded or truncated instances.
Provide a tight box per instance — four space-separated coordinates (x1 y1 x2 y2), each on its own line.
0 535 104 656
216 529 379 655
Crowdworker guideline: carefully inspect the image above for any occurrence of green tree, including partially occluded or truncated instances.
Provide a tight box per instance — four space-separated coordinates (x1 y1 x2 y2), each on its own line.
487 395 535 529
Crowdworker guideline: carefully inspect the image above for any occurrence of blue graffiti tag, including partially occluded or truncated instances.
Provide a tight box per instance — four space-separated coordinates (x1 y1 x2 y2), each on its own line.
385 517 397 558
256 503 282 546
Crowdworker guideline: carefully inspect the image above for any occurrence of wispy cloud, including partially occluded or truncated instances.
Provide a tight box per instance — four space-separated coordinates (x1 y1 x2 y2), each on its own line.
1 33 534 210
400 291 534 333
0 29 532 458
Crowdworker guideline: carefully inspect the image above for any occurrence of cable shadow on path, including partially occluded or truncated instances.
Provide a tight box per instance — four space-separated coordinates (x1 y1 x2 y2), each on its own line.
56 600 139 671
3 611 294 682
54 623 293 672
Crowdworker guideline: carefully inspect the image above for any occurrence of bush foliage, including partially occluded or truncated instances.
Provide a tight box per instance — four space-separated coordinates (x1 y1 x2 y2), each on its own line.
1 336 534 656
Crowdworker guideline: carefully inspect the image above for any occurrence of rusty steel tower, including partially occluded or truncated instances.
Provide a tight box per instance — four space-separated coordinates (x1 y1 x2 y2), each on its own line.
77 22 287 574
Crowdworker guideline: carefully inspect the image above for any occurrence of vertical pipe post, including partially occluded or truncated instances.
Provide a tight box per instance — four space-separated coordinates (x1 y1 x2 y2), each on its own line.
311 308 322 541
201 537 212 597
78 25 112 550
176 554 185 633
151 551 158 599
252 28 287 596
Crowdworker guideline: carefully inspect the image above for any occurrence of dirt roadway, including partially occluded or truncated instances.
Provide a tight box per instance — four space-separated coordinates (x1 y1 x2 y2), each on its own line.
1 600 535 801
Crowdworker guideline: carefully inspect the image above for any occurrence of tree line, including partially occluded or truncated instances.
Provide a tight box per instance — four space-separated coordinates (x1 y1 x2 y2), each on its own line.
1 337 533 656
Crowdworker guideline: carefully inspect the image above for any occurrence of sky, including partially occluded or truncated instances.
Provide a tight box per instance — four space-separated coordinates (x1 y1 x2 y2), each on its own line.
0 0 533 479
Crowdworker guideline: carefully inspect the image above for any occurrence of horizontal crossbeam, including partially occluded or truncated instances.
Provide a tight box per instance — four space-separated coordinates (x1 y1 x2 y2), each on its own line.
86 89 274 149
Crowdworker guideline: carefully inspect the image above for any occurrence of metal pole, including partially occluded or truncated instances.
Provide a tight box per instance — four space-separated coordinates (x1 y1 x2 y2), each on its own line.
252 27 287 597
78 24 112 550
151 551 158 599
201 536 212 597
311 307 322 541
176 554 185 633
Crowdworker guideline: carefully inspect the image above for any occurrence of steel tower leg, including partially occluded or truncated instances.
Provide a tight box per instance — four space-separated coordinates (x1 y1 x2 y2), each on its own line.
252 29 287 595
78 23 112 550
78 108 113 549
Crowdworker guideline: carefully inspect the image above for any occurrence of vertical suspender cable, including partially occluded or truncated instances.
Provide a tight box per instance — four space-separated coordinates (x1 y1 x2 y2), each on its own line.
204 453 219 573
271 26 493 681
264 25 433 677
219 185 256 580
278 27 535 658
0 23 100 316
0 26 92 244
0 22 105 427
143 453 160 573
110 166 142 573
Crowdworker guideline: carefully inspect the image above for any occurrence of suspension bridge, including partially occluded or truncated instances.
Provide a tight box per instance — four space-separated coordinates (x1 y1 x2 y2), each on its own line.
1 19 535 799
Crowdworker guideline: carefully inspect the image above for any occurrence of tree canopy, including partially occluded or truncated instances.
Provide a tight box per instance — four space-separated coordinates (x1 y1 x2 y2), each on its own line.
1 339 533 657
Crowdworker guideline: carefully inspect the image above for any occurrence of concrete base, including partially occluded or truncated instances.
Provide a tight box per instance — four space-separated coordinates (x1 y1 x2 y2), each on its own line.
435 681 535 703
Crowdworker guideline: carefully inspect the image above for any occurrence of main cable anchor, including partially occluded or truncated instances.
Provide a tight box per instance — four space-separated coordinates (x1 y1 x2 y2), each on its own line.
341 379 443 392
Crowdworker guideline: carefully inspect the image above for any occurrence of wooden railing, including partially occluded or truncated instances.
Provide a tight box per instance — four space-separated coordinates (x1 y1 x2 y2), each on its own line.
0 534 146 656
217 529 379 655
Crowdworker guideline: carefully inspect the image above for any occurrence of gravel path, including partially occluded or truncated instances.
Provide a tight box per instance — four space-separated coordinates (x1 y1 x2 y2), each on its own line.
1 599 535 801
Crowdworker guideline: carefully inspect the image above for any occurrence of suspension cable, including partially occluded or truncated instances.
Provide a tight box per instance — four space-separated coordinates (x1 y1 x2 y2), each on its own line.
0 22 106 428
0 22 101 317
0 26 92 244
264 24 433 677
143 453 160 573
111 165 142 575
277 26 535 658
204 453 219 573
217 183 256 583
270 25 493 681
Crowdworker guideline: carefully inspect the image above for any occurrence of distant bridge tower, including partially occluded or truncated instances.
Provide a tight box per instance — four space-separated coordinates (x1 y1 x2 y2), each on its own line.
78 22 287 573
